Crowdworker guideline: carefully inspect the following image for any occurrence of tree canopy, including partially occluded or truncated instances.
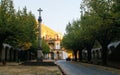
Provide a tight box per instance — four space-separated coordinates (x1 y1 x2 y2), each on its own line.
0 0 50 53
62 0 120 65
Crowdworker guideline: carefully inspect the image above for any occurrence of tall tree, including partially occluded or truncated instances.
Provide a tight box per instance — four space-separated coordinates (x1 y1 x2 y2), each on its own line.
0 0 16 49
81 0 120 65
62 20 85 61
0 0 37 50
80 12 97 62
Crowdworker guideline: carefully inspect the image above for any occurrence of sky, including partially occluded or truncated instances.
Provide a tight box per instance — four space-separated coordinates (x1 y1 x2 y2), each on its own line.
13 0 82 35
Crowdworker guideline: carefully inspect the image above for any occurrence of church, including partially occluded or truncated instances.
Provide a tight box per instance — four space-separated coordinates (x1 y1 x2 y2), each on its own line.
40 24 68 60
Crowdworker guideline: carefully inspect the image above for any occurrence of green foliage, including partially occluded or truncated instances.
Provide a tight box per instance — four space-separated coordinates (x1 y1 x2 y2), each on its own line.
0 0 37 49
31 39 50 54
93 40 101 48
81 0 120 65
62 0 120 64
0 0 16 40
42 39 50 54
62 20 84 50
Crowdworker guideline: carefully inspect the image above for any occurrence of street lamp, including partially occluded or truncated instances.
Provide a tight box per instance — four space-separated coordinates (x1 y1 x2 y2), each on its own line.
37 8 43 62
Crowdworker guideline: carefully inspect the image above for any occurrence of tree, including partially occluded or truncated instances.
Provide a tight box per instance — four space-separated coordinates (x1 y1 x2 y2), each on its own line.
16 8 37 50
0 0 37 58
81 0 120 65
42 39 50 54
62 20 85 61
80 12 97 62
0 0 17 49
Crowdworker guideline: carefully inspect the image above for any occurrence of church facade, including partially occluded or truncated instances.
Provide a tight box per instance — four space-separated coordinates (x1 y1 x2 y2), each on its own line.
41 24 68 60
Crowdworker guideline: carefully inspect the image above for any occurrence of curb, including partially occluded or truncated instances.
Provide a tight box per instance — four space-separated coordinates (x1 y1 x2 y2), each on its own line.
57 65 66 75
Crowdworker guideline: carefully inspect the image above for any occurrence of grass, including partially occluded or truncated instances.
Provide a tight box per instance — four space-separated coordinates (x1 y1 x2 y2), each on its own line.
0 65 62 75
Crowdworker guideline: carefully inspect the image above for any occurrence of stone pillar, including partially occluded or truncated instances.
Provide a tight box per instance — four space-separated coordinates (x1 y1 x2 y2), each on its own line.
1 47 5 61
13 50 16 61
96 50 99 59
0 48 2 62
15 50 19 62
7 48 10 61
27 51 29 61
11 49 14 61
1 46 6 65
93 51 95 59
99 50 102 59
9 48 12 62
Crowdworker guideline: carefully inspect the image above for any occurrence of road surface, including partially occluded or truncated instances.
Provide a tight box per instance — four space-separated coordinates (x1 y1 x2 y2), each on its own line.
56 60 118 75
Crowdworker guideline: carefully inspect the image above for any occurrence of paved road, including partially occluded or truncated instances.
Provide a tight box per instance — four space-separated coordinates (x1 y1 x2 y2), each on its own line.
56 60 118 75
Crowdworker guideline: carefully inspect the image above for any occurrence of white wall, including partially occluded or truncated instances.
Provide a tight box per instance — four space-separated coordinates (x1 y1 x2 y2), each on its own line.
61 51 68 59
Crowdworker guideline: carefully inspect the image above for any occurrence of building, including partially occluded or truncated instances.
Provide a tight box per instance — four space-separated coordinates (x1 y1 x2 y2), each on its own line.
40 24 68 60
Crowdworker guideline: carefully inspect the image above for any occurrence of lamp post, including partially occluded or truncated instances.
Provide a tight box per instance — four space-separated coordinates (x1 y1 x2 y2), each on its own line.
37 8 43 62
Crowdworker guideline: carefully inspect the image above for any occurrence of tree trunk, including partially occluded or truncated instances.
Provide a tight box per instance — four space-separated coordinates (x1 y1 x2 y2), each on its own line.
0 41 3 51
0 36 5 51
0 42 6 65
0 43 2 62
73 50 77 61
101 45 108 65
86 41 94 63
87 49 92 62
78 50 82 61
